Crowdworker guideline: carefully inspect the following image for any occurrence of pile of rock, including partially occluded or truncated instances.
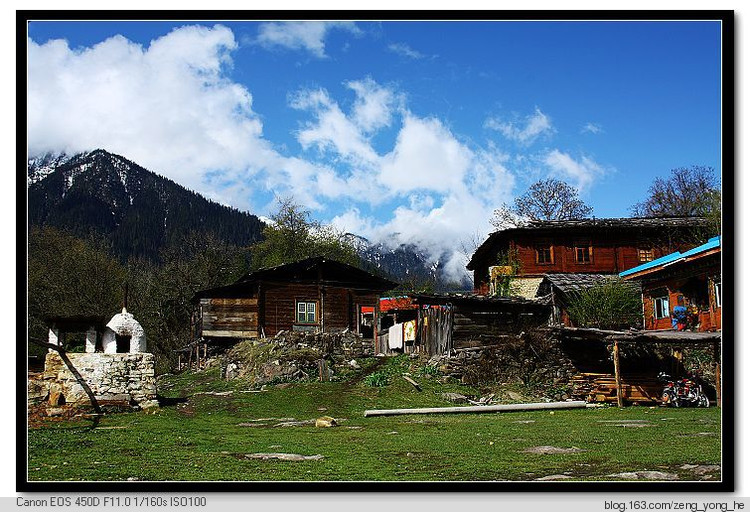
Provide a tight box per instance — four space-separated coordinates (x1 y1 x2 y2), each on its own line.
220 330 373 385
272 329 374 358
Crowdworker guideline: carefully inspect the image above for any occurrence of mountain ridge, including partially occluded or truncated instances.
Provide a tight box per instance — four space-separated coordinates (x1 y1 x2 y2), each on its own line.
27 149 471 289
28 149 265 262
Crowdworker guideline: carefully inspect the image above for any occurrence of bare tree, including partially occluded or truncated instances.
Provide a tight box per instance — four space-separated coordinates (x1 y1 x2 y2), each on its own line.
631 166 720 237
491 178 593 228
631 166 720 218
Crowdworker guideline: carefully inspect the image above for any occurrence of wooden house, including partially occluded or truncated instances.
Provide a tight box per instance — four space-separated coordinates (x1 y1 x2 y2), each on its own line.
193 257 398 343
467 216 709 298
377 293 550 356
620 236 721 332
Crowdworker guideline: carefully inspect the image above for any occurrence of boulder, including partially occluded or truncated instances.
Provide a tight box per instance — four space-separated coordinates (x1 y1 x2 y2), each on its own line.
315 416 338 428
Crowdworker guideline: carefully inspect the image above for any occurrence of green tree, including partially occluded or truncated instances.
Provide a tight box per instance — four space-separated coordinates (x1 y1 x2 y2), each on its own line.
566 279 643 330
27 226 126 351
126 232 251 372
250 198 359 269
492 178 593 228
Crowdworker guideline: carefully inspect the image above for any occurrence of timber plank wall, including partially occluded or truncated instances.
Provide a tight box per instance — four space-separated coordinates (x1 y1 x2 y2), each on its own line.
473 233 694 293
200 298 259 338
262 284 380 337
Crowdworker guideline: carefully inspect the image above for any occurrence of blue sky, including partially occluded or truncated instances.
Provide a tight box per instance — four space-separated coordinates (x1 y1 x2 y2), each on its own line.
26 20 722 278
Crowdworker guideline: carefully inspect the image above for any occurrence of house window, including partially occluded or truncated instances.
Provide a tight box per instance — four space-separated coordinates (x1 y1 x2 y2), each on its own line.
575 246 592 263
714 281 721 308
296 301 317 324
653 296 670 320
535 245 553 264
638 248 654 262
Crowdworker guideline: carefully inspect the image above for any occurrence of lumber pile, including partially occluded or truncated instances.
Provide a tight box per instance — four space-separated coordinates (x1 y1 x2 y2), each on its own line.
571 373 663 404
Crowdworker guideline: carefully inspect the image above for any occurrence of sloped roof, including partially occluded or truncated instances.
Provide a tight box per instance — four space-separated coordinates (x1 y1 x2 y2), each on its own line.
619 236 720 279
467 216 709 270
541 273 613 294
194 257 398 300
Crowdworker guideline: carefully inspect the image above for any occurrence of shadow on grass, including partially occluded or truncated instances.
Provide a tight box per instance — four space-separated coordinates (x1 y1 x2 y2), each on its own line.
157 395 189 407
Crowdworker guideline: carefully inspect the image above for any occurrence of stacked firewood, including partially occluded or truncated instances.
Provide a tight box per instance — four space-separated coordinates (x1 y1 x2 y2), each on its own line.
570 372 664 404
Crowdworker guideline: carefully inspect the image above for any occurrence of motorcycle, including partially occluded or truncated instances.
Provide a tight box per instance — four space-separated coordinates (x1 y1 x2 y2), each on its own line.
657 372 710 407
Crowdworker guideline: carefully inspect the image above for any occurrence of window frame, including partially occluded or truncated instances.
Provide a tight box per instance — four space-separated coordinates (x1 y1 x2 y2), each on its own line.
295 300 318 325
653 296 670 320
535 244 554 265
714 281 722 308
638 247 654 263
574 244 592 264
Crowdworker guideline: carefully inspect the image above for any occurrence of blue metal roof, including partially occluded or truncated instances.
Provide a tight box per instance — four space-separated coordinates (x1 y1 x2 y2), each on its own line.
619 236 720 278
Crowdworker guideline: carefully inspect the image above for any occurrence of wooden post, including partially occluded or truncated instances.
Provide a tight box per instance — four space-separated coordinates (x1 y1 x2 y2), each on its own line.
613 340 624 407
318 359 329 382
714 341 721 407
178 353 182 372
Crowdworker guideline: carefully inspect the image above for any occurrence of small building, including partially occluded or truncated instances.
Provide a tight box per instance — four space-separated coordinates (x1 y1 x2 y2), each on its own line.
193 257 398 343
620 236 721 332
31 309 157 411
536 273 613 326
377 293 551 356
467 216 708 297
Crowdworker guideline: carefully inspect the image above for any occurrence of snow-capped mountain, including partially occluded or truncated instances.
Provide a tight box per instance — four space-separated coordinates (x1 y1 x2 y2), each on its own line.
344 233 471 291
27 149 264 262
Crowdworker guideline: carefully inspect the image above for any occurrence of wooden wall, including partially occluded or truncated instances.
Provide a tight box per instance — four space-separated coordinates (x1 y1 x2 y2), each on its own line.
473 231 688 292
200 298 259 338
452 303 549 348
261 283 381 337
262 283 319 337
641 271 721 332
511 236 671 276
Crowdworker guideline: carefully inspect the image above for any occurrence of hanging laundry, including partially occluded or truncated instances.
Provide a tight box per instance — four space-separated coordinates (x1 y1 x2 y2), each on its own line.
388 323 404 349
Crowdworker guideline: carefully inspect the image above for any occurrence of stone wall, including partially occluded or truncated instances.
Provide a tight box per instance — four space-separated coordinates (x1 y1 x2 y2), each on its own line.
272 329 374 358
29 353 158 410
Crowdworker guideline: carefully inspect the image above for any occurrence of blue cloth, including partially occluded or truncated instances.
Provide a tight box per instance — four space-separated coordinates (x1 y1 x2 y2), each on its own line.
672 305 687 329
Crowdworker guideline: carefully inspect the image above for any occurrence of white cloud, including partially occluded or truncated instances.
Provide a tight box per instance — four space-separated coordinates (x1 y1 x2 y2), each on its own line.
289 78 521 281
27 25 327 213
543 149 605 191
27 25 609 284
387 42 425 59
256 21 360 58
379 115 472 194
290 87 381 166
485 107 554 145
582 122 603 134
346 77 401 133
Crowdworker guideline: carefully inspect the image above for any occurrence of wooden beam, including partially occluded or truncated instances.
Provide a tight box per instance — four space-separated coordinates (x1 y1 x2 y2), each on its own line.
613 340 624 407
364 401 587 417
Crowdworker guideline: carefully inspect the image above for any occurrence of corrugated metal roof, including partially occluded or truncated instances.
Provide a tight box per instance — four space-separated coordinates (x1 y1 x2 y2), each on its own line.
619 236 720 278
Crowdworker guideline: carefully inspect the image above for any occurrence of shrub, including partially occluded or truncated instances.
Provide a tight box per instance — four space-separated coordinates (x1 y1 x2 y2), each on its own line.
566 278 643 330
363 371 389 387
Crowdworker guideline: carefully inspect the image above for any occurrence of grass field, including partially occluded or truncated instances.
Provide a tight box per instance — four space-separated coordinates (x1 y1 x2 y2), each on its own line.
27 356 722 482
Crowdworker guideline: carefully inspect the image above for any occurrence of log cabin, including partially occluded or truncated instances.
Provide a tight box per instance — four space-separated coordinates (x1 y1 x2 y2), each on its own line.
620 236 721 332
467 216 709 298
192 257 398 345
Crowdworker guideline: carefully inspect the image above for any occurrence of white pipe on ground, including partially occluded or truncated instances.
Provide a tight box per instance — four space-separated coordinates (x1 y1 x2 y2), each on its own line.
363 401 588 417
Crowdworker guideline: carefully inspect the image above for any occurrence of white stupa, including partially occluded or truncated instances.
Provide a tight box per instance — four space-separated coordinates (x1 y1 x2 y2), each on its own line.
101 307 147 354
